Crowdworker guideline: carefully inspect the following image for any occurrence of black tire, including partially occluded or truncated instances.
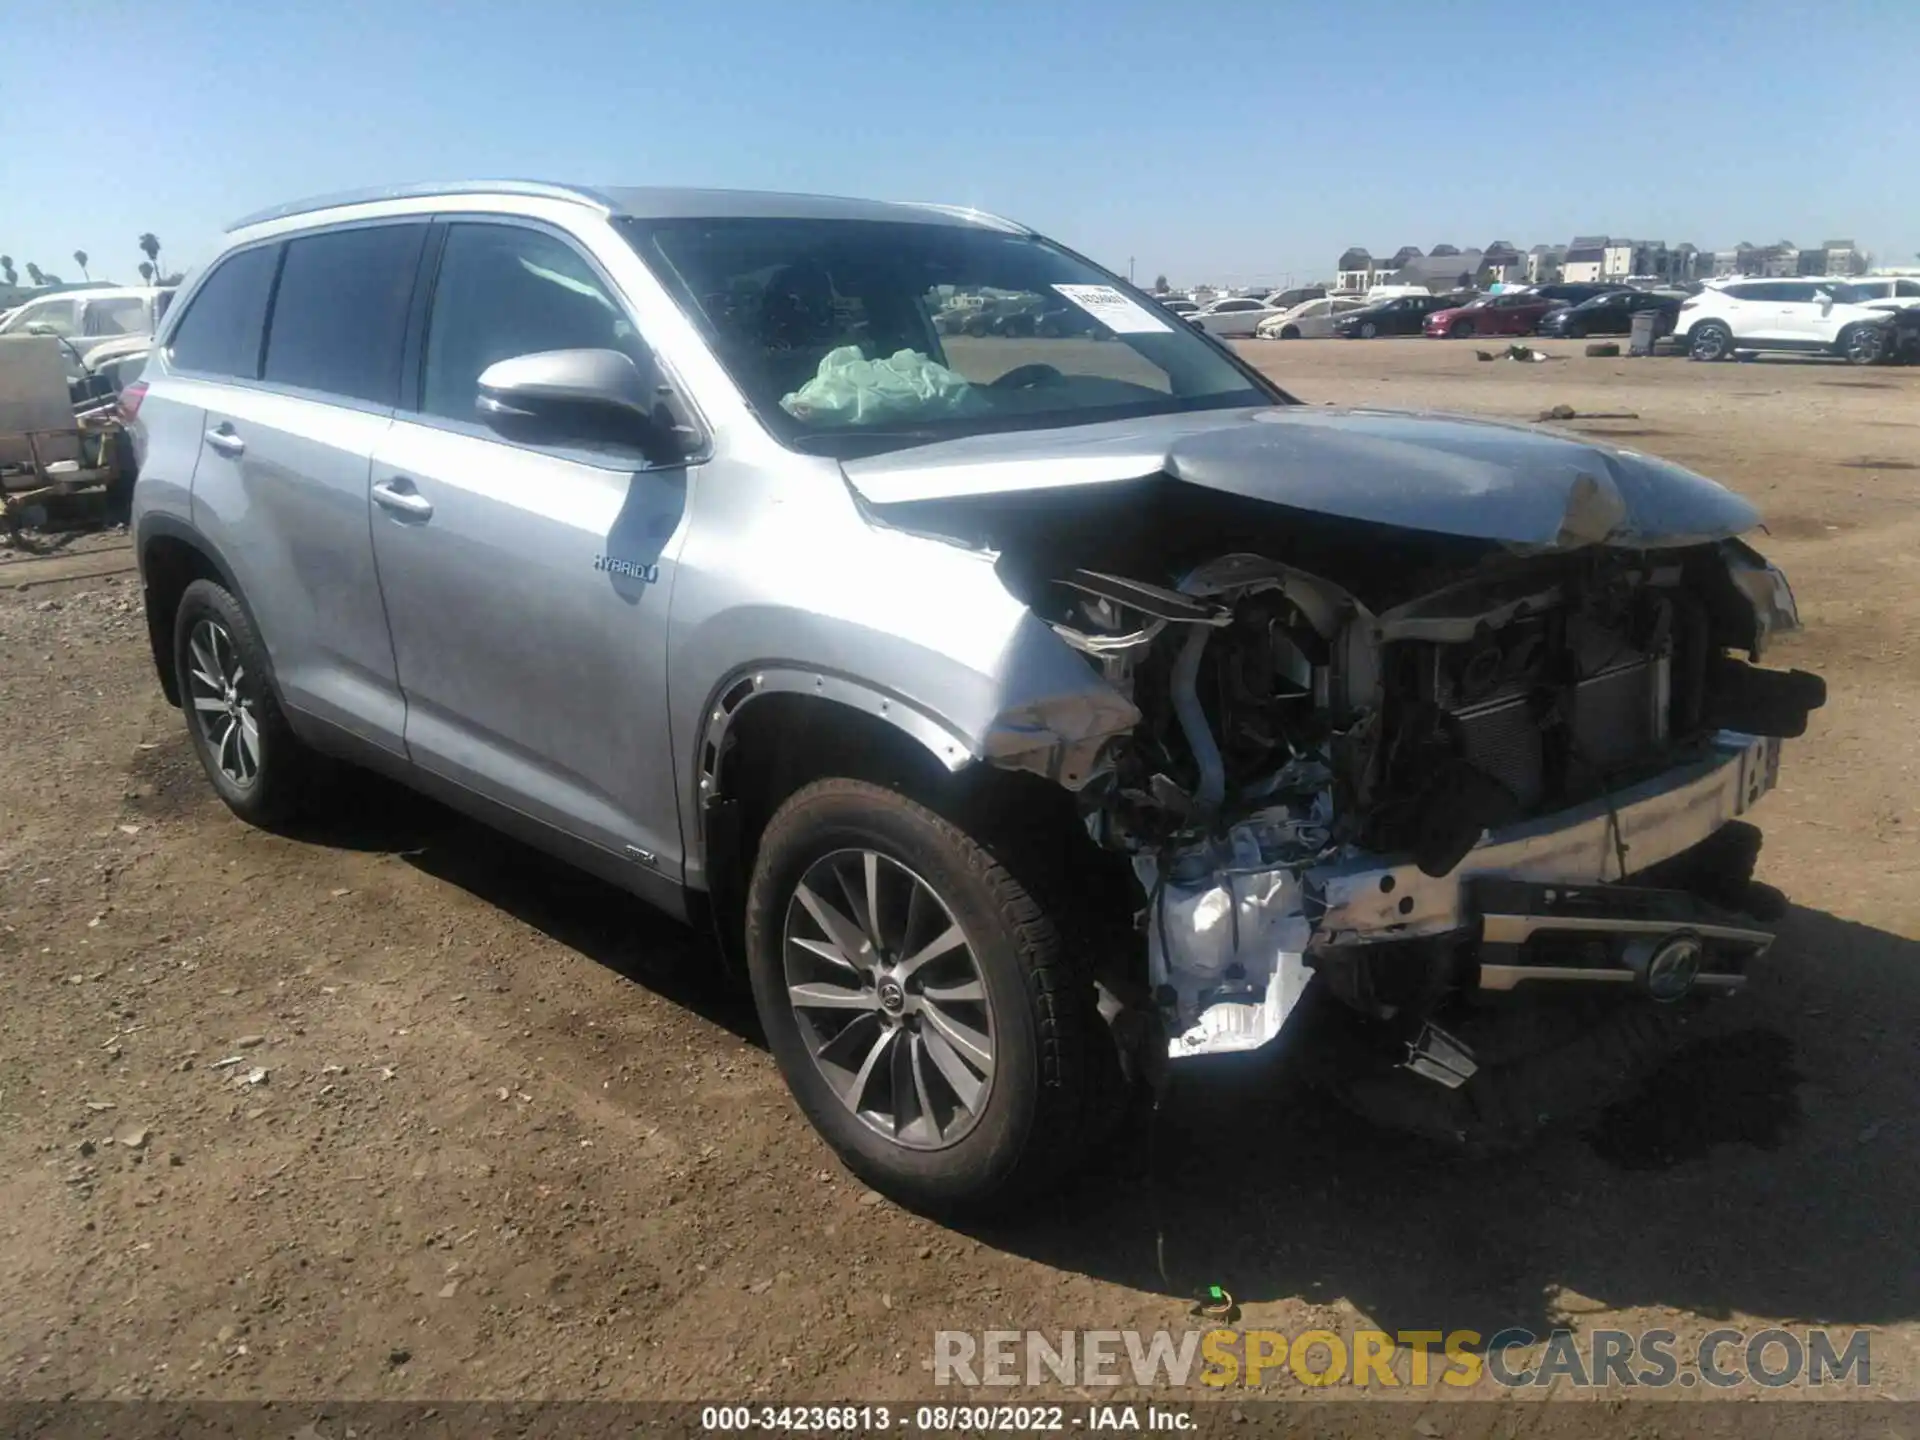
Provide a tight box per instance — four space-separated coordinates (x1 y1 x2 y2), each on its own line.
1689 321 1733 362
1359 321 1379 339
1838 323 1885 366
172 578 313 826
744 778 1099 1215
1448 318 1474 339
1279 325 1300 340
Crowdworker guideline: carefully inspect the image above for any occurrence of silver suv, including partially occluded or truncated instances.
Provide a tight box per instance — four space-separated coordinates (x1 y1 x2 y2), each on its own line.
131 182 1823 1213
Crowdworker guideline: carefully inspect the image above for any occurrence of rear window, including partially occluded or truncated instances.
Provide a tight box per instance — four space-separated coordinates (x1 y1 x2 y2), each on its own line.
263 224 426 405
169 246 278 378
83 298 148 337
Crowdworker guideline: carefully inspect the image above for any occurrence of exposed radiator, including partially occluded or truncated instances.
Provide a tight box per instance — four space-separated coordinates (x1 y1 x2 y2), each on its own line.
1449 655 1670 809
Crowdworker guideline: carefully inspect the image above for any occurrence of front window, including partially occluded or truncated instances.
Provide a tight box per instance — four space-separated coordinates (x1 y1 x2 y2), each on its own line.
1 298 79 337
621 217 1276 455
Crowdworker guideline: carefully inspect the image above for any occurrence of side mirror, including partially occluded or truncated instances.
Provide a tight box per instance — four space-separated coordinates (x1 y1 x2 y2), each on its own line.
475 347 696 465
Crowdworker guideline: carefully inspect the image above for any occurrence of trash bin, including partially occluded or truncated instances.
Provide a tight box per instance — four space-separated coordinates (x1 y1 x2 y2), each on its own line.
1629 308 1660 357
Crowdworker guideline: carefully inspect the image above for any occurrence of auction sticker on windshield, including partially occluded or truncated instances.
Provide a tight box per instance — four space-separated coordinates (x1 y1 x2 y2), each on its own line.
1051 284 1172 334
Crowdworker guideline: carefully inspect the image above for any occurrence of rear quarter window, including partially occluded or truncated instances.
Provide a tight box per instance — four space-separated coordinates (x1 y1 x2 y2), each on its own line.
262 224 427 405
168 245 279 378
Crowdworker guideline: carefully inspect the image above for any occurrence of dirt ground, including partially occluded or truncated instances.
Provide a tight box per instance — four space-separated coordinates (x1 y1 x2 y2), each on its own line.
2 338 1916 1405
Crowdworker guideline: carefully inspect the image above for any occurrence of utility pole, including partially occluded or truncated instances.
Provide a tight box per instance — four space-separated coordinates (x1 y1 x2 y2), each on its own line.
1129 256 1135 283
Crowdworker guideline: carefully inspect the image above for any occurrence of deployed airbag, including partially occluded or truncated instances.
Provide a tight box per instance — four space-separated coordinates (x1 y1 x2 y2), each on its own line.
782 346 979 427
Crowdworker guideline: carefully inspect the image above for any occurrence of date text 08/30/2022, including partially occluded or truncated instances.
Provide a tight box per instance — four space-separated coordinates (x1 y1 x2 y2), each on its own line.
701 1405 1194 1432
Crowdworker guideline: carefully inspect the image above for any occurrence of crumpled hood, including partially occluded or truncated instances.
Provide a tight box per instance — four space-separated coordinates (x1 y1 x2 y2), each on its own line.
841 406 1760 550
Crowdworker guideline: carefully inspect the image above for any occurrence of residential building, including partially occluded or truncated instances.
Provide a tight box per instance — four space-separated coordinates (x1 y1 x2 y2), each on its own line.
1335 247 1375 294
1389 249 1483 293
1481 241 1526 285
1797 239 1866 277
1759 241 1800 278
1562 236 1609 283
1710 243 1758 277
1527 244 1566 284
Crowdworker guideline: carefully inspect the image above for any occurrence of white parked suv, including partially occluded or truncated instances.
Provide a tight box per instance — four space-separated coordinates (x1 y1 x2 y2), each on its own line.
1678 278 1892 364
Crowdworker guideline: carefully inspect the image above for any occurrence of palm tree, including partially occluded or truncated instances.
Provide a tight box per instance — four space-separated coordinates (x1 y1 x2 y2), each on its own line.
138 261 155 284
25 262 44 286
138 232 162 278
73 249 90 279
0 256 15 287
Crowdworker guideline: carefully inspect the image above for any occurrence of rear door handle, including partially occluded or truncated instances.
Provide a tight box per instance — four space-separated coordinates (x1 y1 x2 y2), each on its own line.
371 478 433 521
204 424 245 458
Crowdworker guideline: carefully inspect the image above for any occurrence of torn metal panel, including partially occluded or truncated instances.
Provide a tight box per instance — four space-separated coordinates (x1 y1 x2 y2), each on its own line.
979 686 1141 790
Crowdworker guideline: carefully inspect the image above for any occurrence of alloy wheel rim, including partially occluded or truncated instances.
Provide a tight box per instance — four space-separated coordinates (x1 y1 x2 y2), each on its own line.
1696 328 1727 360
185 619 260 787
781 848 995 1150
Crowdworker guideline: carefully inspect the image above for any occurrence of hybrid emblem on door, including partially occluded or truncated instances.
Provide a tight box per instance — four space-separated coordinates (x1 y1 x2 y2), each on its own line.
594 555 659 583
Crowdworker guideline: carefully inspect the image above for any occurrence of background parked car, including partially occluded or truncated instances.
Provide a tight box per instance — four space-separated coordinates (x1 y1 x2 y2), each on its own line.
1525 282 1629 307
1188 295 1282 338
1535 289 1682 339
0 285 174 357
1154 296 1200 316
1260 285 1327 311
1332 293 1458 337
1255 295 1368 339
1832 277 1920 313
1881 304 1920 363
1425 290 1566 338
1679 279 1893 364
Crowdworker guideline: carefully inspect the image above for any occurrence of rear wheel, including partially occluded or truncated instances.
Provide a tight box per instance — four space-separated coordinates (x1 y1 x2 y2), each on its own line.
744 779 1101 1215
1689 321 1733 361
172 578 315 826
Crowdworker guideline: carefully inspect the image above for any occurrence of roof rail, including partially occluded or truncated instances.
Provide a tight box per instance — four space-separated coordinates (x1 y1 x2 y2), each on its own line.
899 202 1029 235
226 180 616 233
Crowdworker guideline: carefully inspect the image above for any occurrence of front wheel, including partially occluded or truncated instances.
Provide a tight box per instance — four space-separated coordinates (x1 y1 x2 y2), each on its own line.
1839 323 1886 366
1448 318 1474 339
744 779 1101 1215
1359 321 1379 339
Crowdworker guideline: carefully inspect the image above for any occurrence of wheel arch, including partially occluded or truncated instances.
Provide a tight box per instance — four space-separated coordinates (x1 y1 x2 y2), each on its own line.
136 514 268 708
690 670 1102 975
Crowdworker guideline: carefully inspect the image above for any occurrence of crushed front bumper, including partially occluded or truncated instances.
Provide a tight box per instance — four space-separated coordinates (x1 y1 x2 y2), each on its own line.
1155 733 1782 1059
1307 733 1780 941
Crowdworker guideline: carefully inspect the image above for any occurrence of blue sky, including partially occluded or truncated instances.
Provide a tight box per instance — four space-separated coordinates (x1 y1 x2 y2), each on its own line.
5 0 1916 289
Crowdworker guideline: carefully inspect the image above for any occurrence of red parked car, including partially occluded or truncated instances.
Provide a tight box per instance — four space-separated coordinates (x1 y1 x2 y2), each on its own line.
1423 290 1567 338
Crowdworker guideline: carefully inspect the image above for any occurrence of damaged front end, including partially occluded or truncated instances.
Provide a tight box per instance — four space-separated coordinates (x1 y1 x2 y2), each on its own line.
847 411 1825 1072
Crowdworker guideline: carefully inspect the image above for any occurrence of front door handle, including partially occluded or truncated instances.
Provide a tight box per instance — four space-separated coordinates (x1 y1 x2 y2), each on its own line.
204 424 245 458
371 478 433 521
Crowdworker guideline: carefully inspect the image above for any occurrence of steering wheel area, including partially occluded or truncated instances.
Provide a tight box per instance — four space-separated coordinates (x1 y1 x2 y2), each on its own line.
989 362 1066 390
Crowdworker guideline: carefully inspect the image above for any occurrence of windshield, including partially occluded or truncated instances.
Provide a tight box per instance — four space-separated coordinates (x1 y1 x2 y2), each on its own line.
620 217 1279 456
